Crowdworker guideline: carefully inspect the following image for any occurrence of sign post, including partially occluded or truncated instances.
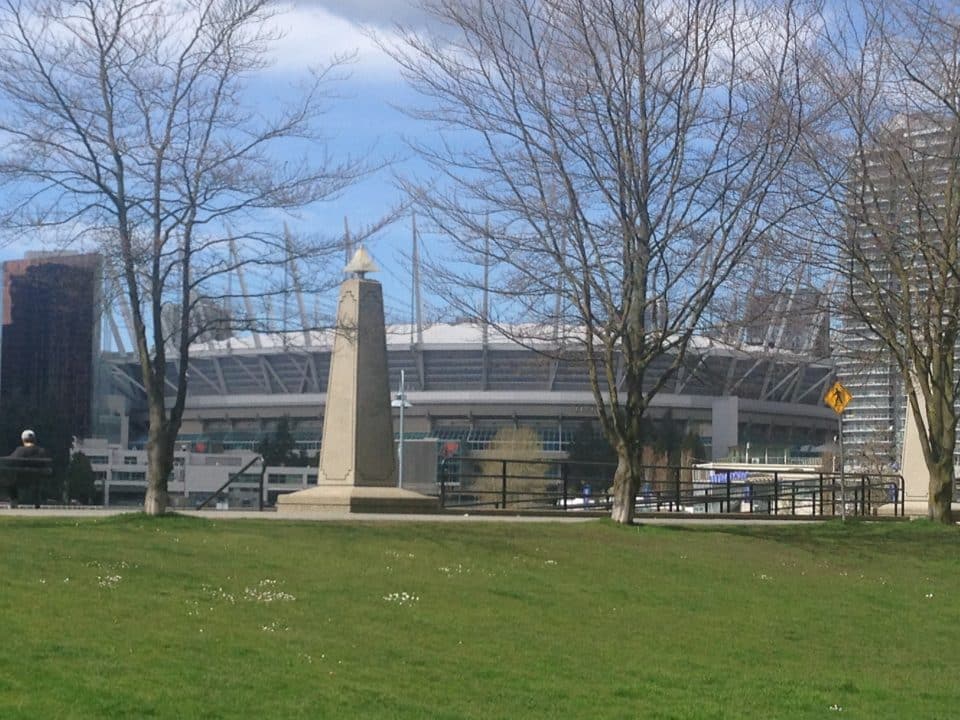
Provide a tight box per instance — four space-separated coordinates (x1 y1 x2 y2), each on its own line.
824 381 853 520
392 369 413 489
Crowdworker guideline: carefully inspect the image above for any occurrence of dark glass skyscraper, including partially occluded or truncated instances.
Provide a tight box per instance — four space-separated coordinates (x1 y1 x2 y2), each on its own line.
0 253 101 440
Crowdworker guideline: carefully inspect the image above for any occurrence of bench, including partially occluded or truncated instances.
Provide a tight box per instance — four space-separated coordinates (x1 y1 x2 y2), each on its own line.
0 457 54 507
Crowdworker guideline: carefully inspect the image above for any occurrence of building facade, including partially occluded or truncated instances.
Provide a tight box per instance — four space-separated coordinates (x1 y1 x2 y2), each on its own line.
96 321 836 475
838 116 960 479
0 252 101 443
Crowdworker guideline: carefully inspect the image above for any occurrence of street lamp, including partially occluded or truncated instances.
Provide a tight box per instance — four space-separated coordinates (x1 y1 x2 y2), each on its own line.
391 369 413 489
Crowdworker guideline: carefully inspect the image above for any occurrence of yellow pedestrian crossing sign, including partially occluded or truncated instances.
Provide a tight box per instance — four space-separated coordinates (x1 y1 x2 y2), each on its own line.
825 381 853 414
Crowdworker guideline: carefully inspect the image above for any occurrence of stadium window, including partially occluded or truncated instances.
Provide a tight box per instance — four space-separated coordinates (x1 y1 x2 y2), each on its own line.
468 428 497 451
539 428 561 452
267 473 303 485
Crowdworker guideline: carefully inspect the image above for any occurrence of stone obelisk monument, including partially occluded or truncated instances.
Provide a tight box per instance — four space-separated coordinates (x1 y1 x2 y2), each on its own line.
277 247 437 513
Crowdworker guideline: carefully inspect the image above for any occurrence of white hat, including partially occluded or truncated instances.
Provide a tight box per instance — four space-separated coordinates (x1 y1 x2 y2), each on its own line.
21 429 36 442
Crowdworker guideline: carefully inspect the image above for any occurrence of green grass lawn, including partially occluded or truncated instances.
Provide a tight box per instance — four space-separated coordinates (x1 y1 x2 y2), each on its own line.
0 516 958 719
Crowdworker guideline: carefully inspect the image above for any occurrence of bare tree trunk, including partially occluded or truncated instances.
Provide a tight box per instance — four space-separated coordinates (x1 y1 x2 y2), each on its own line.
919 387 956 523
144 409 174 516
610 444 640 524
928 461 954 524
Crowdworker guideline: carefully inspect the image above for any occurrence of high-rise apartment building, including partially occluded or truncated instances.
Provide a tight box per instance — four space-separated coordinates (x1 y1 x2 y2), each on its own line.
838 116 959 472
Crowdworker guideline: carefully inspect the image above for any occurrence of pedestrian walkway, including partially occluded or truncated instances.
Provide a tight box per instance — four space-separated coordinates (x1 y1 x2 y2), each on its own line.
0 506 824 525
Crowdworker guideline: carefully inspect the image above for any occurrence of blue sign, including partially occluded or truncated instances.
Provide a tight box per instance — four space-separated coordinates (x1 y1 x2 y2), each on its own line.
707 470 749 484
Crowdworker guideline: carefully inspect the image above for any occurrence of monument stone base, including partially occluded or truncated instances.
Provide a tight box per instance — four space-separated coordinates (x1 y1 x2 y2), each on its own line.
276 485 439 514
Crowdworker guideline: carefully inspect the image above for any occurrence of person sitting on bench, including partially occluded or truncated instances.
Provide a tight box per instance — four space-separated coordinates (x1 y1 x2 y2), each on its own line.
11 429 45 459
6 429 48 508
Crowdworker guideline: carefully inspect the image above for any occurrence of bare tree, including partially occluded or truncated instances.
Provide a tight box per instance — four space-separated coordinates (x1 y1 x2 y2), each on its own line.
805 0 960 522
0 0 374 514
386 0 817 523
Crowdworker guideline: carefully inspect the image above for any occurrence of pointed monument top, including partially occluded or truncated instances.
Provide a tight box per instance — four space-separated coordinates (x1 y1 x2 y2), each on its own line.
344 245 379 278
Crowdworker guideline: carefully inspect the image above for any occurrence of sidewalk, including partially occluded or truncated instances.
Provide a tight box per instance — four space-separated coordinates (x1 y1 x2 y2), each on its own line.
0 506 823 525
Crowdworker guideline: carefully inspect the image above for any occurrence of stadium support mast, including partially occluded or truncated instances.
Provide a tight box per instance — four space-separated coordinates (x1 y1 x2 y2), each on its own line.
112 277 137 354
481 220 490 390
229 237 262 349
553 235 566 344
103 277 130 353
283 224 312 347
411 213 423 348
482 220 490 344
343 217 352 268
106 312 127 353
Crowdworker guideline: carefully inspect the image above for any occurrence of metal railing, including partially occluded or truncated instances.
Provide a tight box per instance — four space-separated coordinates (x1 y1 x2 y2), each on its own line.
438 458 906 518
196 455 266 510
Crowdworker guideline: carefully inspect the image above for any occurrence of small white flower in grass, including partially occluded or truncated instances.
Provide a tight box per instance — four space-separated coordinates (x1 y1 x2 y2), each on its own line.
261 622 289 633
201 584 236 603
925 593 934 599
244 579 295 603
829 704 843 711
98 575 122 588
387 551 416 560
383 591 420 605
545 560 557 565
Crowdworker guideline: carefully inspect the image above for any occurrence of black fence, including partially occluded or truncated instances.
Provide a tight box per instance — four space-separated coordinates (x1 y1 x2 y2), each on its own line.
439 458 906 518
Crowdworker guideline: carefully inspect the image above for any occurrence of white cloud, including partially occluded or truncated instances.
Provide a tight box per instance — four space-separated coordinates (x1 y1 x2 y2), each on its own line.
267 4 404 80
293 0 433 29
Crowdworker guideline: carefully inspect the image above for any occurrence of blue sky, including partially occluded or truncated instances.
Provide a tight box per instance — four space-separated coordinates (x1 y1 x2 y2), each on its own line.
260 0 435 322
0 0 436 327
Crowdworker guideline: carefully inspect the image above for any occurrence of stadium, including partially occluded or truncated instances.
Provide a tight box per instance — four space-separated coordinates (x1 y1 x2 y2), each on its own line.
1 252 838 506
86 321 837 505
102 323 835 452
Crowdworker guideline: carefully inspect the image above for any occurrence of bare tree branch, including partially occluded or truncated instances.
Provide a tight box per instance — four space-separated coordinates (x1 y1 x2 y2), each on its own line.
385 0 819 523
0 0 384 514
